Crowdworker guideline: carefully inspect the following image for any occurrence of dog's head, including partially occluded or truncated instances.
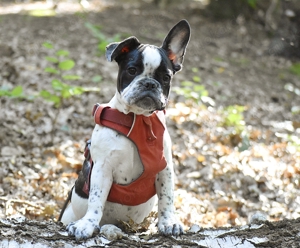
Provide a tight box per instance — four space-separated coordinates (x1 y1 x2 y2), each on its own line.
106 20 190 115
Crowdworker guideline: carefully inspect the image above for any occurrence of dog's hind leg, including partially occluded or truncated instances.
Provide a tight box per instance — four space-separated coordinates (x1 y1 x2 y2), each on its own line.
59 186 89 225
58 186 74 224
60 186 89 225
59 140 91 224
59 202 78 225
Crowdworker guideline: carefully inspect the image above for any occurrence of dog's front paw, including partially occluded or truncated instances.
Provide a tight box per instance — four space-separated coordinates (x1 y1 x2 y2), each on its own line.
100 224 124 240
158 214 183 237
67 219 100 241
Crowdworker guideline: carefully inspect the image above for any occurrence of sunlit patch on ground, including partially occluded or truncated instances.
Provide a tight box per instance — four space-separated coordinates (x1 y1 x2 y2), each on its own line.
0 0 108 16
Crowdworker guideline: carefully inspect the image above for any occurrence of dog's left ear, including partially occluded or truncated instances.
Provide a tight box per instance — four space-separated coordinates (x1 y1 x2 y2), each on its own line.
106 36 140 62
161 20 191 73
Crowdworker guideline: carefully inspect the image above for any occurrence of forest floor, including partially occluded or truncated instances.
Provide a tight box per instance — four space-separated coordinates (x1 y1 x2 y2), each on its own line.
0 0 300 247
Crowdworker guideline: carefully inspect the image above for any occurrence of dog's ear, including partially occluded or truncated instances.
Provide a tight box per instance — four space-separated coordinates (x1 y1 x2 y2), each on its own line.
106 36 140 62
161 20 191 73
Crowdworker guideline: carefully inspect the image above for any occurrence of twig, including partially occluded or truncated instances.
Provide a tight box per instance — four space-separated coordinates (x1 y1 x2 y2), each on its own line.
0 196 42 216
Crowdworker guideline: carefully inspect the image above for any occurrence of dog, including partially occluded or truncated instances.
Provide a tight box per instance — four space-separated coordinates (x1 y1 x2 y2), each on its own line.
58 19 190 241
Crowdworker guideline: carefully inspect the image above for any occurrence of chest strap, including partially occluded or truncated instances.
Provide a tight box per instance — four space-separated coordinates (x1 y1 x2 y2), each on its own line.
92 103 135 135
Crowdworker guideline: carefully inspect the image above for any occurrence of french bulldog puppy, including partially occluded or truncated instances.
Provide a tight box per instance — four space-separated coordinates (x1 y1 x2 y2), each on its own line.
59 19 190 241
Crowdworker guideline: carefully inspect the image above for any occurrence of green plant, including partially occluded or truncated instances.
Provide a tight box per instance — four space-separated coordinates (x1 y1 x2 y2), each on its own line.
246 0 258 9
41 42 100 137
173 80 209 103
85 22 121 55
220 105 249 150
290 63 300 76
173 67 214 105
0 85 24 98
42 42 98 108
220 105 246 134
0 42 100 140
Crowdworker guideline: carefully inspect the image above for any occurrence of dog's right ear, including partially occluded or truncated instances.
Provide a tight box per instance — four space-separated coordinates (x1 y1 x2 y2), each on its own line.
106 37 140 62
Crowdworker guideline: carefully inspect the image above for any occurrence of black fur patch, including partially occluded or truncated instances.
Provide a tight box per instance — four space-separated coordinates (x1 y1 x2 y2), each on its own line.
74 158 90 199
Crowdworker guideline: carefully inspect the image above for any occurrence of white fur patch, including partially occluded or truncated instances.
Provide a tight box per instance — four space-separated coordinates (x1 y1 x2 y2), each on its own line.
142 46 162 75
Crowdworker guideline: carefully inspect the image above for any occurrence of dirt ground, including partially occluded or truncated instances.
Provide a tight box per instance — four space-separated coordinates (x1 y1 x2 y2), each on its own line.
0 0 300 247
1 215 300 247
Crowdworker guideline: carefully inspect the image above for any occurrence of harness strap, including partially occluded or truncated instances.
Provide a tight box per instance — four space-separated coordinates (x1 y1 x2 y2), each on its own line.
93 103 134 136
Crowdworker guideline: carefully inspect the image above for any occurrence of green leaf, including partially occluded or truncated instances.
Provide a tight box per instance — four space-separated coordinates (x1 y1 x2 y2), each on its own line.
44 67 59 74
45 56 59 63
61 89 72 98
50 95 61 106
39 90 51 98
221 105 246 131
193 76 201 83
56 50 70 57
58 60 75 71
0 89 7 96
72 86 85 95
92 75 102 83
62 74 81 80
191 67 199 73
181 81 194 87
43 42 53 49
98 41 109 52
290 63 300 76
71 86 84 95
85 22 106 40
61 86 85 98
11 86 23 97
39 90 61 105
247 0 257 9
51 79 65 91
194 85 208 97
0 86 24 98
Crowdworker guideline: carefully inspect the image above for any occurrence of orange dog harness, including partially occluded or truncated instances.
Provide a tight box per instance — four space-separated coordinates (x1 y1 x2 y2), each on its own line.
83 104 167 206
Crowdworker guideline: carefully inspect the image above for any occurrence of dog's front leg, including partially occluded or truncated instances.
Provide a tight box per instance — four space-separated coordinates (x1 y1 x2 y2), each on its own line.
67 159 113 241
156 130 183 236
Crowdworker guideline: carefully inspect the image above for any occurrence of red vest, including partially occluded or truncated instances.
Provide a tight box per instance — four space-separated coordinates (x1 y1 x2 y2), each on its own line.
83 104 167 206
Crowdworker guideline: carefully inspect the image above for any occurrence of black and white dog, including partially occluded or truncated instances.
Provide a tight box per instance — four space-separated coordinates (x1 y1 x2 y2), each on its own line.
59 20 190 241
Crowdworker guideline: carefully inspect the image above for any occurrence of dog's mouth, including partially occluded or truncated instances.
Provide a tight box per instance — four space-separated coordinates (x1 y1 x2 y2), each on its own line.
133 93 166 112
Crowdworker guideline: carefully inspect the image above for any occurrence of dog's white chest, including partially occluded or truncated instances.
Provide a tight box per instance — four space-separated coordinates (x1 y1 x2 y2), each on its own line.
91 125 143 185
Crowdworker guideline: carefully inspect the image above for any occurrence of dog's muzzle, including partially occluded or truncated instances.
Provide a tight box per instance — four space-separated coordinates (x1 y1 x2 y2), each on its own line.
133 79 168 110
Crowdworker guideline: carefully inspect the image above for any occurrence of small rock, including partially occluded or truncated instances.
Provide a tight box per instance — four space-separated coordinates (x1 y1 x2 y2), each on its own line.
187 224 202 233
248 211 268 225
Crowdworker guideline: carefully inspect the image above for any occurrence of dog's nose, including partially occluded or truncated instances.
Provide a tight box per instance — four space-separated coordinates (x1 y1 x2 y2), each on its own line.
144 80 159 89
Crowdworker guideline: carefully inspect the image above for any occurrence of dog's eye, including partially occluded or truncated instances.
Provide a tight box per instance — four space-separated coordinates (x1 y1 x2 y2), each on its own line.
163 74 171 82
127 67 137 76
